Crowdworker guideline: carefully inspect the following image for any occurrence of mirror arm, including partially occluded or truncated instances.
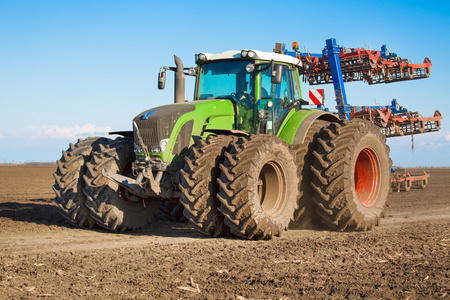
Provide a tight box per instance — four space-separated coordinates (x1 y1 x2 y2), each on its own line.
254 59 274 73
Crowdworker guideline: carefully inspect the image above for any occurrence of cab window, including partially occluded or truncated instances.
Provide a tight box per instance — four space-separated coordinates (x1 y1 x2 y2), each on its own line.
260 64 294 133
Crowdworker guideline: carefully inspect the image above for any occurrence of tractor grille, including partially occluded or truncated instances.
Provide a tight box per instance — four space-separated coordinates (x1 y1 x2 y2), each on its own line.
133 104 195 151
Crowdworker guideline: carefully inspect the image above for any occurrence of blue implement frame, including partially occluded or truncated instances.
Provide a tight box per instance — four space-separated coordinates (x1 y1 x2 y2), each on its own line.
323 38 350 120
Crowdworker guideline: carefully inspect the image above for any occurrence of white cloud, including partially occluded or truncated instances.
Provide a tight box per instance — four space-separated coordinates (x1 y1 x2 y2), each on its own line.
2 124 112 140
31 124 112 139
387 130 450 149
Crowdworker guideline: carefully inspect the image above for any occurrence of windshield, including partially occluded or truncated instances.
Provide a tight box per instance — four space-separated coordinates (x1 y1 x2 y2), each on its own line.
197 60 255 133
197 60 254 100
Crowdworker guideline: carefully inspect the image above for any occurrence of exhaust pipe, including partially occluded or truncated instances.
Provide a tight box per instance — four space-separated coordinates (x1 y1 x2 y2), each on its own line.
174 55 185 104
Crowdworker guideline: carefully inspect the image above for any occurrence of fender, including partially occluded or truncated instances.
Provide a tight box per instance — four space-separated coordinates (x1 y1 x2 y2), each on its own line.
203 129 249 137
278 108 340 145
109 130 133 137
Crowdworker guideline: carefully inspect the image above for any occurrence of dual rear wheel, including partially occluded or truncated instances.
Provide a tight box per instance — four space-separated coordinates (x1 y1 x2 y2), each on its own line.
310 121 391 230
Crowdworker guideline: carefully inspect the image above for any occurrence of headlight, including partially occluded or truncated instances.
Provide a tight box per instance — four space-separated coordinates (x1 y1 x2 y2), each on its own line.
188 67 197 76
134 142 144 155
246 63 255 72
159 139 168 152
151 138 169 154
241 50 259 59
196 53 207 63
247 51 257 58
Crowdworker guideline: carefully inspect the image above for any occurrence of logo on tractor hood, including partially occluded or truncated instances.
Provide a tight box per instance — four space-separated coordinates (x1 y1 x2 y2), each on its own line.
141 110 157 120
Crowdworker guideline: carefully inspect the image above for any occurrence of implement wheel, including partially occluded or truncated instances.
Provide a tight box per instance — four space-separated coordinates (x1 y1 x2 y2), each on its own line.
419 178 428 189
218 135 298 239
311 121 391 231
83 138 161 231
401 180 411 192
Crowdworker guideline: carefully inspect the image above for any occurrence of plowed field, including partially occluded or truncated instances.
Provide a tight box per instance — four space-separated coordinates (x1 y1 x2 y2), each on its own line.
0 166 449 299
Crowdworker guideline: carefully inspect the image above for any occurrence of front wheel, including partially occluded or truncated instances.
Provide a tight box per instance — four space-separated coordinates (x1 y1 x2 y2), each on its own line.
217 135 299 239
311 121 391 231
83 138 161 231
53 137 106 228
179 135 235 237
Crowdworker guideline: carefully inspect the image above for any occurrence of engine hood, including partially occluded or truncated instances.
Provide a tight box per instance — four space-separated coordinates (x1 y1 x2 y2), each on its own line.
133 100 235 163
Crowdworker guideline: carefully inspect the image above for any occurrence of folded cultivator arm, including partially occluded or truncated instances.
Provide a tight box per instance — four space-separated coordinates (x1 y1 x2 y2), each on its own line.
296 42 432 86
275 39 442 138
350 100 442 138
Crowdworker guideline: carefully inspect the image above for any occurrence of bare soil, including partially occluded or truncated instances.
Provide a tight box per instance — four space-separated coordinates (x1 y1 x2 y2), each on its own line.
0 166 449 299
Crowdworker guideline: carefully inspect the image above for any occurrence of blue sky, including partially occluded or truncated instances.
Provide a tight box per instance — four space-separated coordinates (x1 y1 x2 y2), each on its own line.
1 0 449 166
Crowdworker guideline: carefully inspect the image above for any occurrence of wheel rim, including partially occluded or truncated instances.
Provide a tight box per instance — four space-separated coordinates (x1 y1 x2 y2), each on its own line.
354 147 381 207
258 161 287 216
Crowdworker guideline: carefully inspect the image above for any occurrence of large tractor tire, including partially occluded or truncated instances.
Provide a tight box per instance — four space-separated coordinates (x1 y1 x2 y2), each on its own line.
83 137 161 232
217 135 299 239
291 120 329 229
53 137 106 228
311 121 391 231
179 135 234 237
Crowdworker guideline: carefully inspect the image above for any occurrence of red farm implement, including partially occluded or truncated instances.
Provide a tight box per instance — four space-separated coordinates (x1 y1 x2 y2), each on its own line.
349 100 442 138
275 40 442 138
391 168 430 192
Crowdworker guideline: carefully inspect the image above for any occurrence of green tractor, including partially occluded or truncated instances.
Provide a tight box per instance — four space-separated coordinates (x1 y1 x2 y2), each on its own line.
53 43 392 239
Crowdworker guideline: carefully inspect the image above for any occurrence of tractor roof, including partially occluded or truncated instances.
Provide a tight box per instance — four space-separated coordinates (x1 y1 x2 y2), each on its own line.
196 49 301 66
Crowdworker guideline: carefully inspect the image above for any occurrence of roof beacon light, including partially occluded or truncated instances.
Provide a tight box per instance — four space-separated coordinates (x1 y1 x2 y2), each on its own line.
292 41 299 52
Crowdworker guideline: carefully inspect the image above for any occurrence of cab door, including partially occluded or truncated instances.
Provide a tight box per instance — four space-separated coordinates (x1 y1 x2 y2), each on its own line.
260 64 296 134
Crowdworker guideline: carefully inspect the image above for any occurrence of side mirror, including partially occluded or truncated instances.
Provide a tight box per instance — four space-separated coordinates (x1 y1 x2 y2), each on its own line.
158 71 166 90
271 64 283 84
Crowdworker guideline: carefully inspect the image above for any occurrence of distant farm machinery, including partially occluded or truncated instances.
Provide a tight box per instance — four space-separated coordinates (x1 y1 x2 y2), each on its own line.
391 168 430 192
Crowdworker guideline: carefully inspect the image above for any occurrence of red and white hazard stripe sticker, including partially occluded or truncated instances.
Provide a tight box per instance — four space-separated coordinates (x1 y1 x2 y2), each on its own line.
309 89 324 105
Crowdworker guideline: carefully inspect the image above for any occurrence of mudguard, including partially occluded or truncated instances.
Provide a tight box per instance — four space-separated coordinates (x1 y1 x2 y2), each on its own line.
278 108 340 146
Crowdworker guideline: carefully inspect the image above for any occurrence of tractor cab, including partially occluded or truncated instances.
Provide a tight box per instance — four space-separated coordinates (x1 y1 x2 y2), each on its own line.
193 50 303 135
159 49 304 135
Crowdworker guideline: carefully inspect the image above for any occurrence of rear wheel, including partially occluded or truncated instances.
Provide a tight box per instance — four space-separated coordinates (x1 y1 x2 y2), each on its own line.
53 137 106 228
291 120 329 229
179 135 234 236
217 135 298 239
83 138 161 231
311 121 390 231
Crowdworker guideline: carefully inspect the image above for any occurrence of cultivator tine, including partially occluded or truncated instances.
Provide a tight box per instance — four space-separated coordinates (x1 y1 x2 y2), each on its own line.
298 43 432 86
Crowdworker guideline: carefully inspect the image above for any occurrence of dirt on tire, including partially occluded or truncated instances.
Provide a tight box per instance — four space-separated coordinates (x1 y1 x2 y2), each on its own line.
311 121 391 231
180 135 234 237
0 165 449 299
218 135 299 239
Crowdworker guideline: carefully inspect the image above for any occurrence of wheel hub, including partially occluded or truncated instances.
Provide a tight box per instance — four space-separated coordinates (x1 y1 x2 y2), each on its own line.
258 161 287 215
354 147 381 207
